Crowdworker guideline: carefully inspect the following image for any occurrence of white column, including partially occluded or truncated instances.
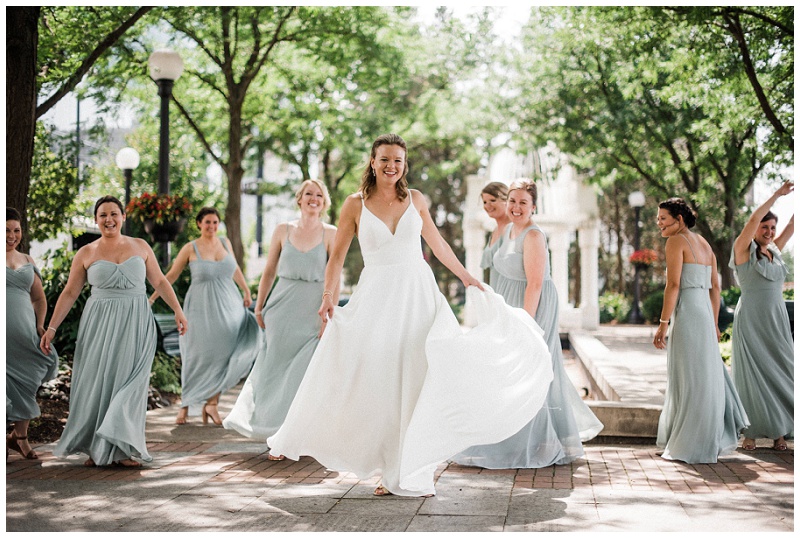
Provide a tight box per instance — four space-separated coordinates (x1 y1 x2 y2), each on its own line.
548 226 570 310
578 219 600 329
462 174 487 327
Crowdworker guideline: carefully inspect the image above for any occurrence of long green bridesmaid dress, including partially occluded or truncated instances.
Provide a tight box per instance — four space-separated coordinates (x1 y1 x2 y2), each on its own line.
657 238 749 463
224 227 327 439
730 242 794 440
178 239 260 415
54 256 156 465
7 264 59 422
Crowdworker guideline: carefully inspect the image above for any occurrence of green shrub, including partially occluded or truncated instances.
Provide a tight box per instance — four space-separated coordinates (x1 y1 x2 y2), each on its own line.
721 287 741 309
783 288 794 300
599 292 630 323
150 351 182 394
719 340 732 365
641 289 665 324
40 242 91 355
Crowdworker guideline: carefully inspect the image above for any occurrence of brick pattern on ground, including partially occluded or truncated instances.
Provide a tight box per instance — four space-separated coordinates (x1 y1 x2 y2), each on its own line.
8 443 793 496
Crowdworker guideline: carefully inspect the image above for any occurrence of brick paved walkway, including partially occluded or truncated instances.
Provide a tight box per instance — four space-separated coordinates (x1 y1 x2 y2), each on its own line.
8 442 792 494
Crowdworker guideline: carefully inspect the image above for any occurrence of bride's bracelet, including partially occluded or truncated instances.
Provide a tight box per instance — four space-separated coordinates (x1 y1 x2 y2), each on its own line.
322 290 334 301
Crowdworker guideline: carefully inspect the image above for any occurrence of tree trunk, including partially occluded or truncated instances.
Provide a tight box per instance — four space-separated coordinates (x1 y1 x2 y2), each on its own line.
6 7 39 251
226 100 246 270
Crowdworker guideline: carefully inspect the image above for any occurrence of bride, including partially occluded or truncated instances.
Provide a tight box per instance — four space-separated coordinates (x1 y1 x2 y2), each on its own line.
267 134 554 497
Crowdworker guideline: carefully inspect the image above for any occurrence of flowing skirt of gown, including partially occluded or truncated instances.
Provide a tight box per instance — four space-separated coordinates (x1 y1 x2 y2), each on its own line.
268 200 554 496
453 224 603 468
657 263 749 463
224 239 327 439
730 243 794 440
179 241 260 415
54 257 157 465
7 264 59 422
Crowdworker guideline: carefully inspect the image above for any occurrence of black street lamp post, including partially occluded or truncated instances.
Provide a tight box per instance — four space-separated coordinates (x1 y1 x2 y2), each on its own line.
628 191 646 324
115 147 140 236
148 49 183 267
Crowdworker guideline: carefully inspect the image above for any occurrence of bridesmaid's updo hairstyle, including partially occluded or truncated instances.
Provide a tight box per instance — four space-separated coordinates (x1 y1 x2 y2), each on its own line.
295 179 331 213
481 182 508 201
508 180 538 207
658 197 696 228
360 133 410 202
761 210 779 225
94 195 125 218
7 207 22 223
196 207 220 225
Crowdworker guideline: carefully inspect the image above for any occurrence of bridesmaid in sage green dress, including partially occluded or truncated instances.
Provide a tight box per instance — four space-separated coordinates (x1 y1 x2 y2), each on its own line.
224 180 336 446
41 196 187 467
454 180 603 469
653 198 748 464
479 182 510 287
151 207 260 426
6 208 59 460
730 181 794 451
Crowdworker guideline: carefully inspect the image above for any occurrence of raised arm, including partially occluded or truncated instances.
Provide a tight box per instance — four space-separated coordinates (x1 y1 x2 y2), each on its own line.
149 242 191 305
733 180 794 265
414 190 483 290
774 214 794 252
39 249 89 354
254 225 285 329
521 229 547 319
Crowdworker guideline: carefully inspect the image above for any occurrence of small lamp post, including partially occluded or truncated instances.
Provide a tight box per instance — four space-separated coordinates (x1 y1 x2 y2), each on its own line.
148 49 183 267
628 191 646 324
115 147 140 235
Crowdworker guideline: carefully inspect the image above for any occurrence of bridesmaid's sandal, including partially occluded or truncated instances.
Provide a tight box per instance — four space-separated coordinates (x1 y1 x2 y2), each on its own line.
84 458 96 467
773 438 788 451
741 438 756 451
7 432 38 460
374 485 392 496
202 403 223 426
267 454 286 461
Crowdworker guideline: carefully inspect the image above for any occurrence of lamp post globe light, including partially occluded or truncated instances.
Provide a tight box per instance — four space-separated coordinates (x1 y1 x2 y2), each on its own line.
115 147 140 236
628 191 646 324
148 49 183 267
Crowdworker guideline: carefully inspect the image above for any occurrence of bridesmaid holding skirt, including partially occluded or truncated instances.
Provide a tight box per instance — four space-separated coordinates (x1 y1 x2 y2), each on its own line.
730 181 794 451
6 207 59 460
224 180 336 442
453 180 603 469
151 207 260 425
41 196 187 467
479 182 510 288
652 197 748 463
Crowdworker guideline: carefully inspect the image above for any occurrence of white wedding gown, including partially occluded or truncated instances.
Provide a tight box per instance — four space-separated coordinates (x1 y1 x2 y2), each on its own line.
267 196 553 496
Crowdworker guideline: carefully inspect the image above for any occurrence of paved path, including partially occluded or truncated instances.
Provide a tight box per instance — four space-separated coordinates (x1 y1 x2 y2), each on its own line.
7 374 794 532
6 326 793 531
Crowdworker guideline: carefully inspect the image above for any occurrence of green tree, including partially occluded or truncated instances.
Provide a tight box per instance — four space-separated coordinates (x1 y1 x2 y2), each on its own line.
143 6 404 270
6 7 154 248
509 7 792 287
